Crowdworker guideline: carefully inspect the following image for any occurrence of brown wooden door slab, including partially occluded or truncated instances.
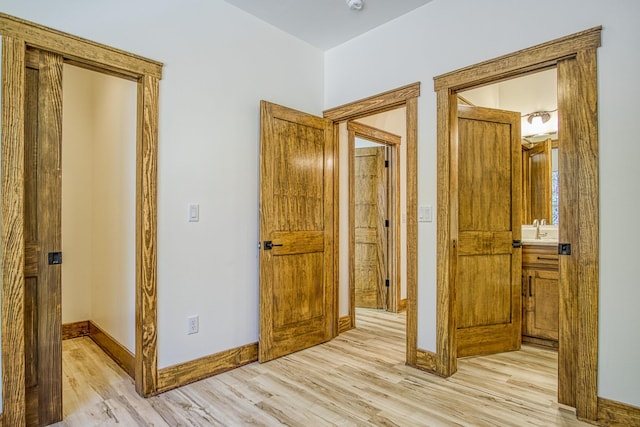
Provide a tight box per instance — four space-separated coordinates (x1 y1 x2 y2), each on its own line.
24 48 63 426
354 146 388 310
259 101 334 362
456 104 522 358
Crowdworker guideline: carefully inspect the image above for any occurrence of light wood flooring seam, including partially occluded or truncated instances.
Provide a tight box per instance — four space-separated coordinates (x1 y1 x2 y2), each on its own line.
51 309 591 426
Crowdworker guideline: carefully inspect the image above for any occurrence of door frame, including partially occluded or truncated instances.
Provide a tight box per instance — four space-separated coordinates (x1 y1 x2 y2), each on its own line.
323 82 421 367
433 27 601 421
1 13 162 424
349 122 401 314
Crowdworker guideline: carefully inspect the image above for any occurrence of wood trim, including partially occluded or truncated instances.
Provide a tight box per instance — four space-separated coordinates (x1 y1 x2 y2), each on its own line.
324 83 419 369
338 315 352 333
324 82 420 121
333 123 341 337
0 13 163 79
558 48 600 420
1 36 27 427
433 26 601 91
596 398 640 427
398 298 407 312
347 121 401 146
415 349 438 374
88 321 135 379
156 343 258 394
433 27 601 423
405 96 419 367
435 89 457 376
62 321 90 340
135 74 160 397
1 14 163 421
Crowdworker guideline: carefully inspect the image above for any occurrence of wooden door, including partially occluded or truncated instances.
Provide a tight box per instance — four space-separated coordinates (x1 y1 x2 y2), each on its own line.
456 105 522 358
23 48 63 426
259 101 334 362
354 146 388 309
523 139 552 224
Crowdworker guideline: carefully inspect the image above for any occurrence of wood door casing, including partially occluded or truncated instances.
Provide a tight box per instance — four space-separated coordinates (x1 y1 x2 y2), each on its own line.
23 48 63 427
456 104 522 358
259 100 334 362
354 146 388 310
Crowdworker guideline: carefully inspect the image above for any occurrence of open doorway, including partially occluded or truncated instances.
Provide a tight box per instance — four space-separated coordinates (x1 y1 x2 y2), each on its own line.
456 67 561 380
342 107 408 352
59 63 137 418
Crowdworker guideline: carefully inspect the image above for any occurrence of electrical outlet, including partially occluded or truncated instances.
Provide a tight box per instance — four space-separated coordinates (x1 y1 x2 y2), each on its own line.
187 315 199 335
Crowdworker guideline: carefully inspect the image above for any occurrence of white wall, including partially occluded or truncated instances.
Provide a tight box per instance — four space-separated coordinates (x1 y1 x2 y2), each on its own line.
325 0 640 407
0 0 325 369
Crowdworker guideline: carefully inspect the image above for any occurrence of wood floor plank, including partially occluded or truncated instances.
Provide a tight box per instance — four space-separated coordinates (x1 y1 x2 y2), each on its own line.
50 308 591 426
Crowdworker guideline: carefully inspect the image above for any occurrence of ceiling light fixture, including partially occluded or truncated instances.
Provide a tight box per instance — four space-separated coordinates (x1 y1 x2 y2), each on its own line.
525 111 552 125
346 0 364 11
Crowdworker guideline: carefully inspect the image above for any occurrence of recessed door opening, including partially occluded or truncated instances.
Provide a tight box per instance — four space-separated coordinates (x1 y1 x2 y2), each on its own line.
60 63 137 419
457 68 561 392
344 107 408 351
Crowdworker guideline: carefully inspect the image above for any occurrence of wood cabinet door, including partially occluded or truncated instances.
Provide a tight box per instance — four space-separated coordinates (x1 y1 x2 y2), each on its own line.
24 48 63 426
523 269 559 341
354 146 388 310
259 101 334 362
456 105 522 357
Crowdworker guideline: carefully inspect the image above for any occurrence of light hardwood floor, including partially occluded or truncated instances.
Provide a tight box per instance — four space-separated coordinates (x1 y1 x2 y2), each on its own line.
52 310 590 426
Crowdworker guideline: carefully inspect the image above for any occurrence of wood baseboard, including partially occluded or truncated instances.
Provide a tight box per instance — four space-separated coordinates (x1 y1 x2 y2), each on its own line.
398 298 407 312
596 397 640 426
338 315 352 333
156 343 258 393
88 321 135 379
414 349 438 374
522 335 558 349
62 320 90 340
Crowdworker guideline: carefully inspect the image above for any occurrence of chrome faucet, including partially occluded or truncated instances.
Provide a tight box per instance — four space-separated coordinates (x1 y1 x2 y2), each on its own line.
532 219 540 239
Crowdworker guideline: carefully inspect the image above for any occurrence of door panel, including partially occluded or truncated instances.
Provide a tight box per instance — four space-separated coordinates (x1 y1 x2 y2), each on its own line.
354 147 388 309
23 48 63 426
456 105 522 358
259 101 334 362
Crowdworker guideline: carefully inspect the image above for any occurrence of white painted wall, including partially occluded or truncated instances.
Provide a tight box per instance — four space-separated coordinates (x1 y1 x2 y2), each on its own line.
325 0 640 407
0 0 325 369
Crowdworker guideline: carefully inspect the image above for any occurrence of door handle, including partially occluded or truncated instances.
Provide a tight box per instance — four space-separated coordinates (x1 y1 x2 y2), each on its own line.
263 241 283 250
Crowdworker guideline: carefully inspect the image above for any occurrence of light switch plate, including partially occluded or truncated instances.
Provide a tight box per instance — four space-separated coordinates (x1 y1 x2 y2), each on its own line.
188 203 199 222
418 206 433 222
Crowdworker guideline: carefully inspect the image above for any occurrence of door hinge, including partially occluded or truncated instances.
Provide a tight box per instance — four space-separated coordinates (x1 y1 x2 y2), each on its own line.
48 252 62 265
385 279 390 287
384 160 389 168
385 219 390 228
512 240 522 248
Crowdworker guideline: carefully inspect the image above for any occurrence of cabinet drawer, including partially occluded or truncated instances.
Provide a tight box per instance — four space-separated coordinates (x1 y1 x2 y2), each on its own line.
522 246 559 269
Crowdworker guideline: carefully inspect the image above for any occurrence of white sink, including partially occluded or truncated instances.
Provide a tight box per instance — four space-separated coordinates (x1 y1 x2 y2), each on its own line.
521 225 558 245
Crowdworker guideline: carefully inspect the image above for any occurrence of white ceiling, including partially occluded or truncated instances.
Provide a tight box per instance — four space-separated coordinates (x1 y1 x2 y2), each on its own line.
222 0 434 50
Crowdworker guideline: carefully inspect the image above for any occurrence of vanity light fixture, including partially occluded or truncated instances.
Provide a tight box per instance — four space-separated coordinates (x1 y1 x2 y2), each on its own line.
525 110 552 125
346 0 364 11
